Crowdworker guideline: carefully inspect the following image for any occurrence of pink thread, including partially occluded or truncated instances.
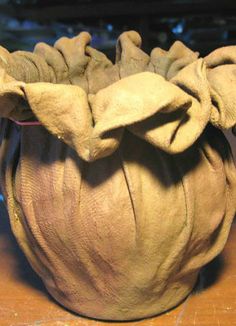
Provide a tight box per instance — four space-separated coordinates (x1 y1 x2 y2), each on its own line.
9 118 41 126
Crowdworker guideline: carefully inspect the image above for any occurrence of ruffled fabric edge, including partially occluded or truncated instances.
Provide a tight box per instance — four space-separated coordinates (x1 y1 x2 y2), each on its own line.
0 31 235 161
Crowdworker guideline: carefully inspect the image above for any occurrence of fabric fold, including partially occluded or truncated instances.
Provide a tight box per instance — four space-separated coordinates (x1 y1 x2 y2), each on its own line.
0 31 235 160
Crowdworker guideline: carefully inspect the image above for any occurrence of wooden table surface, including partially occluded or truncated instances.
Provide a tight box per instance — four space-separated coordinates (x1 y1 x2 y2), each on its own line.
0 199 236 326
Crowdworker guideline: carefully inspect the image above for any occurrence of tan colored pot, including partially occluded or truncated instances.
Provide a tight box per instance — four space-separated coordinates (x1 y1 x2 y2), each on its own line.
0 31 236 321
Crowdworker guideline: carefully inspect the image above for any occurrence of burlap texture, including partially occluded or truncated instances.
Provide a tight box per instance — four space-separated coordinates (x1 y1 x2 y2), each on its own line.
0 31 236 320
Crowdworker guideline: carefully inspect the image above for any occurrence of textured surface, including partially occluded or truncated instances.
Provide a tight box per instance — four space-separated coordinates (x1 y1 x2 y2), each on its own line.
0 31 236 320
0 202 236 325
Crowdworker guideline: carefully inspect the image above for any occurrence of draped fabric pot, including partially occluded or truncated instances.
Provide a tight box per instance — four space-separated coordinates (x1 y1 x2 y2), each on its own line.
0 31 236 321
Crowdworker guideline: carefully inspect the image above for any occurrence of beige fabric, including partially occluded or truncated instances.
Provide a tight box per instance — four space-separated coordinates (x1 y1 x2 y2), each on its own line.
0 31 236 320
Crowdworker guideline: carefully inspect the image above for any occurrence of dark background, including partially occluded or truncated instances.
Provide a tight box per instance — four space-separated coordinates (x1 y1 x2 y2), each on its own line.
0 0 236 59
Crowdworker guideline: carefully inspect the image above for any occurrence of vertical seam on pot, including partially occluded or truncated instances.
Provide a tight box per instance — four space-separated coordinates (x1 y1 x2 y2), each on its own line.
118 149 138 240
173 155 195 278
